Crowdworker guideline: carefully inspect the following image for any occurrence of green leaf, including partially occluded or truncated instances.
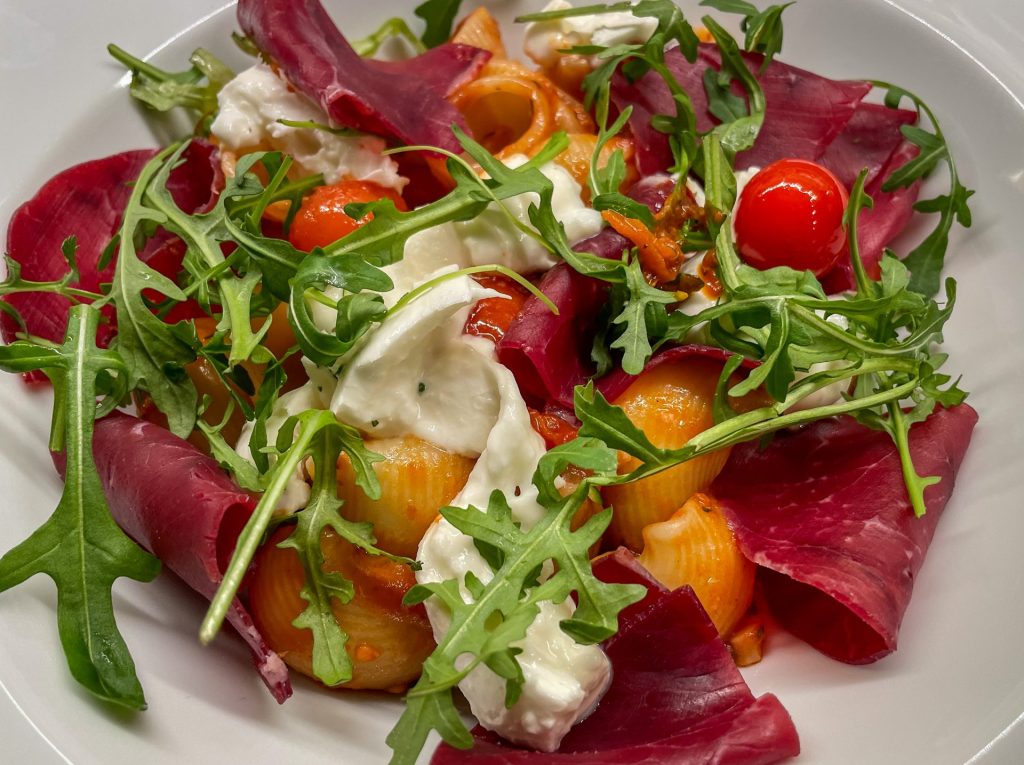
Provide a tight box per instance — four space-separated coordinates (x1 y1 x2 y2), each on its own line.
703 68 748 123
287 253 392 367
609 258 676 374
869 80 975 296
0 305 160 709
107 144 197 437
574 382 668 464
107 44 233 117
700 1 794 66
414 0 465 48
533 437 618 508
387 485 644 765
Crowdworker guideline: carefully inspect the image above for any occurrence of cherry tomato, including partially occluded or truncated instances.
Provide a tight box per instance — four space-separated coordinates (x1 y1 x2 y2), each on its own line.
734 159 849 277
289 180 407 252
463 274 530 344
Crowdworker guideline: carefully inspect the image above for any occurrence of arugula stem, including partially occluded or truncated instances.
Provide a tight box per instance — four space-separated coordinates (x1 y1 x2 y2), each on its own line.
200 410 336 643
386 264 559 317
352 17 427 57
107 44 168 82
886 400 939 517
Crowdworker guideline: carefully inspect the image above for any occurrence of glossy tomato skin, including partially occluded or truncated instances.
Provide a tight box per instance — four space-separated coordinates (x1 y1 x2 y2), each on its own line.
734 159 849 277
289 180 408 251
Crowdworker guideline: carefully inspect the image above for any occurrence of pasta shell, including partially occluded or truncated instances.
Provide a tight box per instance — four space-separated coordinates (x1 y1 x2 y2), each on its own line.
449 59 594 161
451 7 507 58
603 358 731 550
249 527 436 692
337 436 475 558
553 133 638 198
638 492 755 636
728 612 766 667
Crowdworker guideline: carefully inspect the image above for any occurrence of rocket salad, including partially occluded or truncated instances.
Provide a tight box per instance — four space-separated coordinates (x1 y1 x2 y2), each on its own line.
0 1 977 763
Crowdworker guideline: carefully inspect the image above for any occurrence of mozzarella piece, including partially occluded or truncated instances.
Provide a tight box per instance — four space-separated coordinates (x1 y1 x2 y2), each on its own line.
308 156 602 334
524 0 658 68
210 63 405 190
381 156 603 305
332 276 612 751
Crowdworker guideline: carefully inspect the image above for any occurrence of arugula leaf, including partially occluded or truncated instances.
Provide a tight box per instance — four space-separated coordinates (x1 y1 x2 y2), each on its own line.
703 67 748 122
609 258 676 374
0 304 160 709
106 144 198 437
145 145 277 367
699 0 794 67
200 409 413 673
107 44 233 118
414 0 465 48
287 253 392 367
275 426 396 685
353 17 427 57
869 81 975 296
389 483 644 765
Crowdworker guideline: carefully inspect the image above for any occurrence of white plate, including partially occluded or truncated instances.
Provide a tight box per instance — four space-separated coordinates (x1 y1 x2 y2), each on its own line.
2 1 1023 763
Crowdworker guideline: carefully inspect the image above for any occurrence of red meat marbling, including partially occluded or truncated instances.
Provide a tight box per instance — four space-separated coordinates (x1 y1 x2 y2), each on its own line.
713 404 978 664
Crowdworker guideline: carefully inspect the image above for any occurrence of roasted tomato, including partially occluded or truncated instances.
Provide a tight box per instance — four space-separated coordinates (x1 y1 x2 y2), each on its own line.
289 180 408 251
734 159 849 277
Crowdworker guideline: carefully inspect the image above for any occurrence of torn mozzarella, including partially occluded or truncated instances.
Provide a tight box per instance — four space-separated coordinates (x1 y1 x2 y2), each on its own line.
210 63 405 190
524 0 658 68
332 276 612 751
381 156 603 306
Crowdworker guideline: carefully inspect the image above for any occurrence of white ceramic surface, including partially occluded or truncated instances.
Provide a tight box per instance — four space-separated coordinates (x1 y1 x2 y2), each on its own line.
1 1 1023 763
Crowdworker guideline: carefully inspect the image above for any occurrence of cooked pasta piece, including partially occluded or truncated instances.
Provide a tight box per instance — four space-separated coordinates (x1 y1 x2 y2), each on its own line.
451 6 507 58
449 60 594 160
728 612 766 667
249 527 435 692
336 436 475 558
602 359 731 550
637 492 756 636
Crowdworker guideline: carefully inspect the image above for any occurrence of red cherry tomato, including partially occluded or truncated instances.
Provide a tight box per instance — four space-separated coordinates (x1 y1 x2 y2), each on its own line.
289 180 408 252
734 159 849 277
463 274 530 344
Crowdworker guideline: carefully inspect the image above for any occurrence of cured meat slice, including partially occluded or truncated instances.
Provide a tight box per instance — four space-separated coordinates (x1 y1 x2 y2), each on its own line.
2 140 222 372
612 45 870 176
237 0 489 153
713 404 978 664
2 150 153 351
433 552 799 764
57 411 292 702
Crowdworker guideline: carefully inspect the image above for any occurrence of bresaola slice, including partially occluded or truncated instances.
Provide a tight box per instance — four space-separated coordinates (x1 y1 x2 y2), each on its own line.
2 139 223 371
612 45 871 176
713 404 978 664
56 411 292 702
433 552 799 764
237 0 490 154
2 150 153 353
